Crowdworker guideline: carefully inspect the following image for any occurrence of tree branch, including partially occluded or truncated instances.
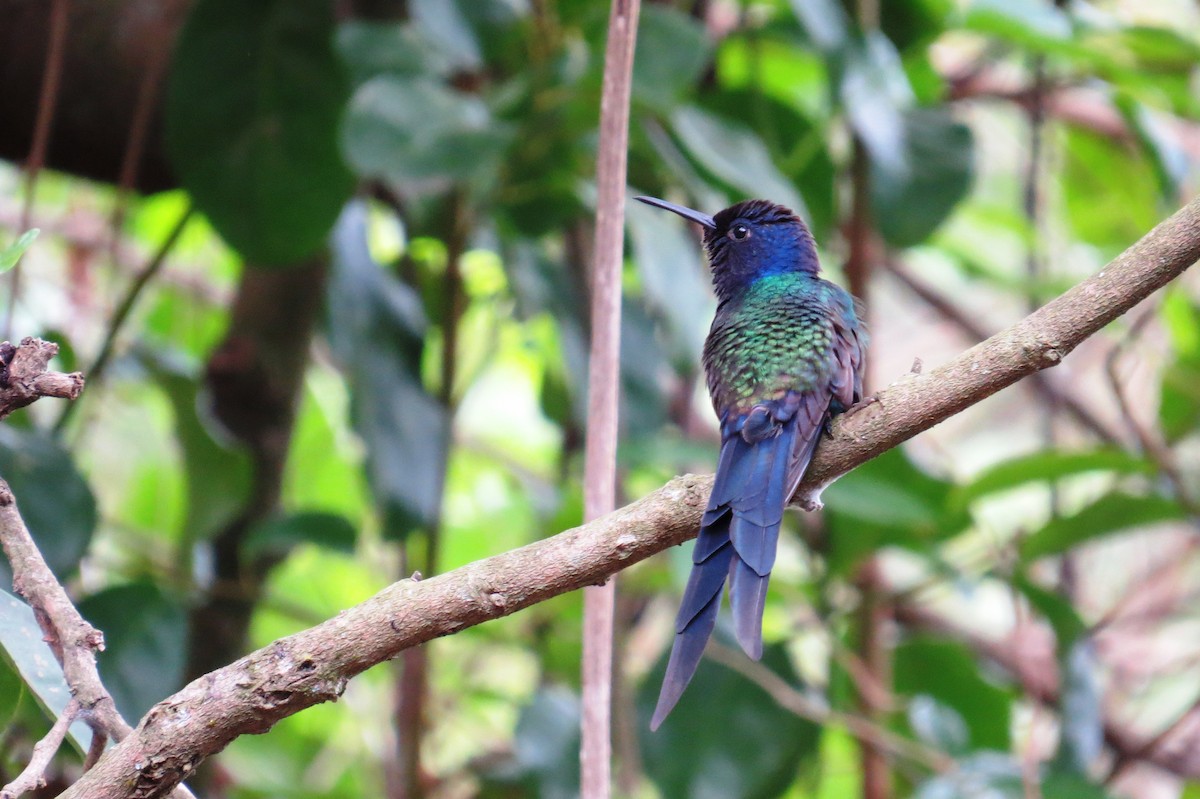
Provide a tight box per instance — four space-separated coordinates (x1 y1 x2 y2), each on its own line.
0 337 82 421
60 197 1200 799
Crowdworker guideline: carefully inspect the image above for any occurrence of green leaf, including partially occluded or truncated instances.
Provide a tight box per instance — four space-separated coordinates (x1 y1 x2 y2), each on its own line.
1015 573 1087 652
633 6 711 109
839 31 914 174
788 0 850 55
1159 289 1200 440
166 0 354 264
243 511 357 559
1041 772 1115 799
328 201 448 537
0 427 96 583
895 637 1012 751
79 583 187 723
823 447 970 575
1118 97 1190 201
670 106 808 220
336 21 432 85
411 0 481 70
0 590 92 751
342 75 511 196
962 0 1072 47
627 197 713 366
1062 127 1160 250
955 449 1154 508
871 107 973 247
0 229 39 274
638 636 821 799
1020 492 1185 562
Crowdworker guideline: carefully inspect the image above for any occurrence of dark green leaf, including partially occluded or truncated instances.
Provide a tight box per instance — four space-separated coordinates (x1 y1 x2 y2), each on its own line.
823 447 970 575
895 637 1011 751
0 229 39 274
955 449 1154 508
633 6 711 109
0 590 91 751
243 511 358 559
1020 492 1185 562
166 0 354 264
871 107 973 247
639 636 821 799
881 0 952 53
328 201 448 537
79 583 187 723
670 106 808 219
0 427 96 583
1041 772 1115 799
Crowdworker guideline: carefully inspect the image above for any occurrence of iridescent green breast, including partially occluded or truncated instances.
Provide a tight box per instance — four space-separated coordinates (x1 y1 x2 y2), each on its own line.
702 273 846 414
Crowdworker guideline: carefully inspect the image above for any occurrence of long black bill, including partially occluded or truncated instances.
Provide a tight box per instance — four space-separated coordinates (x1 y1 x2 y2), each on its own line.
634 196 716 230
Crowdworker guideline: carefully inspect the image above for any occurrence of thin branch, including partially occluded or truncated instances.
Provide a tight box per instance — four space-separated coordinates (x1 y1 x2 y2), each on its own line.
581 1 640 797
1104 305 1198 513
6 0 70 341
0 699 79 799
0 342 194 799
58 197 1200 799
705 642 953 773
882 257 1124 443
53 204 193 435
0 338 83 421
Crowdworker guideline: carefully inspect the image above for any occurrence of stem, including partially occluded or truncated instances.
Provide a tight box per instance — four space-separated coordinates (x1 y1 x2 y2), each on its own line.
581 2 640 796
54 205 193 436
7 0 70 340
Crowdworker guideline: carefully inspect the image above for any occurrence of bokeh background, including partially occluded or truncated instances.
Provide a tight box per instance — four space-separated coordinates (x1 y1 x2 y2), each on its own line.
2 0 1200 797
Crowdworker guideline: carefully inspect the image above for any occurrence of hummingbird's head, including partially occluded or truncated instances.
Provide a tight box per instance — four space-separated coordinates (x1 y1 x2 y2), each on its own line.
634 196 820 301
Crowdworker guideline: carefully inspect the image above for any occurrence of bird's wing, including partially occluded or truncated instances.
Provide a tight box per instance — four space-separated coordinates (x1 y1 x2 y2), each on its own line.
829 293 867 411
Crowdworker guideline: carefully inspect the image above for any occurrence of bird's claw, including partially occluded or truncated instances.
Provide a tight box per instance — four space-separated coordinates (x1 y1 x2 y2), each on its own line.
844 394 879 417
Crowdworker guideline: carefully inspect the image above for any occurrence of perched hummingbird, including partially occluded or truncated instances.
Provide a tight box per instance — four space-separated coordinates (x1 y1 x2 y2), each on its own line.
635 196 867 729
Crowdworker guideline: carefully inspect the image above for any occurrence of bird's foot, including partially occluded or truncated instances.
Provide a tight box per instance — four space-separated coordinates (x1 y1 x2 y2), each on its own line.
794 487 825 512
844 394 879 417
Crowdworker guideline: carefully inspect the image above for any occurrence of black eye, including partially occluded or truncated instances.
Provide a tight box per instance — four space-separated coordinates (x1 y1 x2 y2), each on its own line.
730 224 750 241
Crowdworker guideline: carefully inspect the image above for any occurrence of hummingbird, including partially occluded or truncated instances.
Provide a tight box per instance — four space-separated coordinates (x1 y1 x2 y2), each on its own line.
635 196 867 729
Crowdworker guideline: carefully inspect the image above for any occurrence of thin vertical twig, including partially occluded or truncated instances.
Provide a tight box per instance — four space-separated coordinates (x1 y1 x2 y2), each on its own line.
391 195 468 799
7 0 71 340
581 1 640 797
53 204 193 436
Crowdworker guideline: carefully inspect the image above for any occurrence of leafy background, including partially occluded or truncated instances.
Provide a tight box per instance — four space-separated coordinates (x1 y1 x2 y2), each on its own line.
1 0 1200 797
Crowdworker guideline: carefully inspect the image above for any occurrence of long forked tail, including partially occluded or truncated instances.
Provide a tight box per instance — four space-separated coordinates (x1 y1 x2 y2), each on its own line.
650 399 825 730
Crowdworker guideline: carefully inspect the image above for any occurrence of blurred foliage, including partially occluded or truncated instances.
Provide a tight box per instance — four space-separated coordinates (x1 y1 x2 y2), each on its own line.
1 0 1200 796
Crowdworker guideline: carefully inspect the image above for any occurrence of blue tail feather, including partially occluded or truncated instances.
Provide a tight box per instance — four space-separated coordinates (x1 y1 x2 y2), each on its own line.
653 394 831 727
